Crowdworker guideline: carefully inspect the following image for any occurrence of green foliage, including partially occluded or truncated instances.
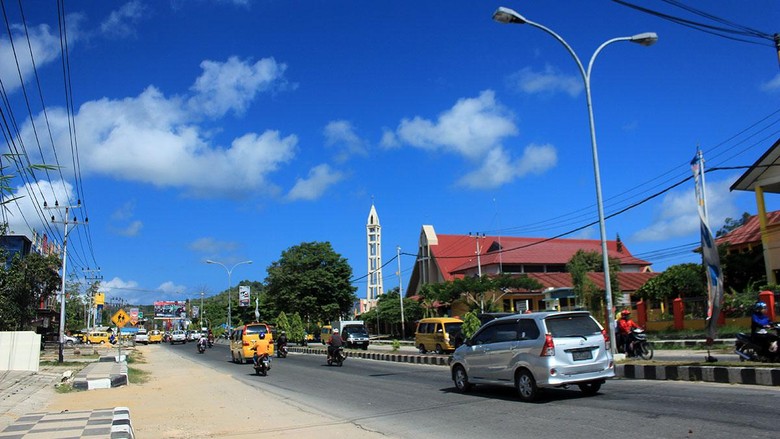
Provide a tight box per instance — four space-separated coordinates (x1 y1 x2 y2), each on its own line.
461 311 481 339
289 313 305 343
719 243 765 294
416 274 543 315
391 339 400 351
566 249 620 312
264 241 357 323
358 288 424 337
636 263 705 303
275 311 290 333
0 250 62 331
715 212 751 237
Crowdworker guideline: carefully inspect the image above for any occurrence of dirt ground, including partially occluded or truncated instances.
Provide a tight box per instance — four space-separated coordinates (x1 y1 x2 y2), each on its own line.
46 345 386 438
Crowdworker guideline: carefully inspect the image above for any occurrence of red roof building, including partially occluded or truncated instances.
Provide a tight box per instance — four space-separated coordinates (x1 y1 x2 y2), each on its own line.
407 225 657 313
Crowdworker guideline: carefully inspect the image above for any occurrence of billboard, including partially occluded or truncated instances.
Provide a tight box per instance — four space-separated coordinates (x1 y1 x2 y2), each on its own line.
239 286 250 307
154 301 187 318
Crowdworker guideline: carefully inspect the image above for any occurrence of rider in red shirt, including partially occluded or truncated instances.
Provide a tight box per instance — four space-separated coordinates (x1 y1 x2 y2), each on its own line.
616 309 639 356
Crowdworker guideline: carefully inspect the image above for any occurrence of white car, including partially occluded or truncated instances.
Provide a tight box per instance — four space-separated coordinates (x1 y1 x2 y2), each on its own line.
170 330 187 344
188 331 201 341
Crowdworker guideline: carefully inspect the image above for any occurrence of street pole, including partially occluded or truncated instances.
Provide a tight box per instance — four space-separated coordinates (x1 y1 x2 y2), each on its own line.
397 246 405 339
200 291 204 329
492 6 657 353
46 201 85 363
206 260 252 334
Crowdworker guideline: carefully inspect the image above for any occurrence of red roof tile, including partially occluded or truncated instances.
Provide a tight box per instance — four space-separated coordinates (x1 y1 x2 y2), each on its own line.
716 211 780 246
518 272 659 292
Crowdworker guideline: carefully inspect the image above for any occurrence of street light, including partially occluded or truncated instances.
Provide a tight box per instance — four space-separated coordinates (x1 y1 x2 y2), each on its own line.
492 6 657 354
206 259 252 333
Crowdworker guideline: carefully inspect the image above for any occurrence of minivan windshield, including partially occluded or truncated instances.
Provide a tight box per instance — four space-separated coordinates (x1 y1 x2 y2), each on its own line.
545 315 601 337
246 324 268 335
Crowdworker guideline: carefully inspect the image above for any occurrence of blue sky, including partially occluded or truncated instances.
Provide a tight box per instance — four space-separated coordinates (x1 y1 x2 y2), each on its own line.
1 1 778 307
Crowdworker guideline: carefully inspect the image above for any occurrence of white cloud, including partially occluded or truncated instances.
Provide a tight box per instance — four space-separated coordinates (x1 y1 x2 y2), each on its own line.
631 177 740 242
324 120 368 162
21 77 298 197
2 179 74 237
457 143 558 189
507 65 582 97
188 56 289 118
189 237 239 253
0 23 62 94
386 90 557 188
392 90 518 160
100 0 145 38
760 73 780 93
158 281 186 295
117 220 143 237
287 164 344 201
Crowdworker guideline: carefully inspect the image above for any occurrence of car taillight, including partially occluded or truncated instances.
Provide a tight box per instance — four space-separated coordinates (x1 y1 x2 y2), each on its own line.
601 328 609 344
243 341 250 346
540 334 555 357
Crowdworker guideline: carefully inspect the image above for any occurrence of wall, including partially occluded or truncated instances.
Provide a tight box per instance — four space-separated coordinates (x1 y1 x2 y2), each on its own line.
0 331 41 371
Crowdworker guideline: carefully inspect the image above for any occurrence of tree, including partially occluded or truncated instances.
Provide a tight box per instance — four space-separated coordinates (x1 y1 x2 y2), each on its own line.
461 311 481 339
0 251 61 331
264 241 357 323
363 288 424 338
635 263 705 313
275 311 290 334
716 212 751 237
566 249 620 312
289 313 305 344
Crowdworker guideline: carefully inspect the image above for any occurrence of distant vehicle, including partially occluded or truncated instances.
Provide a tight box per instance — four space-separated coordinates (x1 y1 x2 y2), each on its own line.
85 331 111 345
135 328 149 344
187 331 201 341
450 311 614 402
170 330 187 344
332 321 370 350
230 323 274 363
415 317 463 354
148 330 163 344
63 334 79 346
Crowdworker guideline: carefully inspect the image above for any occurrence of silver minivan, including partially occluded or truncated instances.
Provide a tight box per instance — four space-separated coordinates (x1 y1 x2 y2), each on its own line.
449 311 614 402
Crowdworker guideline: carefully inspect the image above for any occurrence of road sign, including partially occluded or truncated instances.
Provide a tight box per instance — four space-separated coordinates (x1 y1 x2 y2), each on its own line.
111 309 130 328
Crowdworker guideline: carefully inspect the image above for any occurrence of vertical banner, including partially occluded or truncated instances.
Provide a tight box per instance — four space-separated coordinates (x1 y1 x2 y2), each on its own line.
692 150 724 342
192 306 199 319
239 286 250 307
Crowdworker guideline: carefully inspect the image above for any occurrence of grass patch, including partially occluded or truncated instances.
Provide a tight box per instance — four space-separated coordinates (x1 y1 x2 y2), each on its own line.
54 383 76 393
40 361 90 367
126 349 145 364
127 365 151 384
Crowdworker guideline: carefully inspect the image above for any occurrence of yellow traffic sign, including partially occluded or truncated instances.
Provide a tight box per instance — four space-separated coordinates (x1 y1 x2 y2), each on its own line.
111 309 130 328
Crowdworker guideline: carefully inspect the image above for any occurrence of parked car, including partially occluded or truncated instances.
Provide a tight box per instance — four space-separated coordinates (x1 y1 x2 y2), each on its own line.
170 330 187 344
63 334 79 346
449 311 614 402
415 317 463 354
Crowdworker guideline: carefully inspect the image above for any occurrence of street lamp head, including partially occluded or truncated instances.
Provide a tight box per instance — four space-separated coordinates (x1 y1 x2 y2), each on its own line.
206 259 215 264
492 6 527 25
630 32 658 47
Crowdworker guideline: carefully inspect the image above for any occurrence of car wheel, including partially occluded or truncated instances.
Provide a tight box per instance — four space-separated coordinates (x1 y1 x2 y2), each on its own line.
100 340 105 345
435 344 444 355
453 365 472 393
515 369 538 402
418 344 427 354
578 382 601 396
65 340 74 347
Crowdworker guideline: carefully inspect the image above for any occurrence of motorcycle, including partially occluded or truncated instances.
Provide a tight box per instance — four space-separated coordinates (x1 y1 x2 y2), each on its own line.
628 328 654 360
207 338 214 348
735 323 780 362
277 343 288 358
197 338 207 354
253 353 271 376
327 346 345 367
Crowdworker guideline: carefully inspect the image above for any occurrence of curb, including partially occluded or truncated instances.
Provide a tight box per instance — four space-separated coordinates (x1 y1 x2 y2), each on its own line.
290 346 780 387
617 363 780 386
72 358 128 390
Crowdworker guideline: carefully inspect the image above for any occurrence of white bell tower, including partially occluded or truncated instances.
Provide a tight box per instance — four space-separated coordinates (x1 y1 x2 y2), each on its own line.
366 203 384 303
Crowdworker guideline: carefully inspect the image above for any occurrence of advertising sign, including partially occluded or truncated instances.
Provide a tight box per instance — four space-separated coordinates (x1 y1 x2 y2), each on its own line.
129 307 139 325
192 305 199 319
239 286 250 307
154 301 187 318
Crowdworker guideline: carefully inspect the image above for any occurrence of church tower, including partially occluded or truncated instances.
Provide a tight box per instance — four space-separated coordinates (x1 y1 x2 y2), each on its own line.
366 203 384 304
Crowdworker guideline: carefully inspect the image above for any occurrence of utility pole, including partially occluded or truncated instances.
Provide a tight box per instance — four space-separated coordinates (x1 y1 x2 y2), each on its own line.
45 200 86 363
83 268 102 332
397 246 405 339
469 232 485 313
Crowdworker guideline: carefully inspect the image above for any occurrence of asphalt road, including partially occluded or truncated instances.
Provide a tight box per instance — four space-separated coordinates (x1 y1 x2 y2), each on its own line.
169 342 777 439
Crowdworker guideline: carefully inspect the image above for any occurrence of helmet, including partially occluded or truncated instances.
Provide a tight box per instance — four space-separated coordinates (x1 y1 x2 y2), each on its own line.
621 309 631 316
259 333 266 339
755 301 767 311
281 331 286 335
333 328 339 334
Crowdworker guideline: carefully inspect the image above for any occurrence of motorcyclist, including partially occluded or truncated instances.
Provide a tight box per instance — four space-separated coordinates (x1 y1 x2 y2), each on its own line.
616 309 640 356
327 327 344 361
253 333 271 365
207 329 214 347
277 331 288 352
198 336 207 351
751 301 777 354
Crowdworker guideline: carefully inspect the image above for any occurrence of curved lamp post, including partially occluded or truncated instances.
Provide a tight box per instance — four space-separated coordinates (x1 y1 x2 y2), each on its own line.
493 6 657 354
206 259 252 332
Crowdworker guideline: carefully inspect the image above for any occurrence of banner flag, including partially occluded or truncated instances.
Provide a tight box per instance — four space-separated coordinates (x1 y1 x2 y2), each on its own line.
239 285 250 307
692 150 724 341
